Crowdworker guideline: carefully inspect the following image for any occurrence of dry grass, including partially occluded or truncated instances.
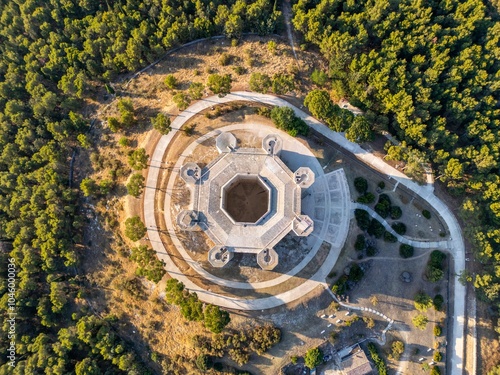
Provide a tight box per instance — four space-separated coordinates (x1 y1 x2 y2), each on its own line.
77 35 328 372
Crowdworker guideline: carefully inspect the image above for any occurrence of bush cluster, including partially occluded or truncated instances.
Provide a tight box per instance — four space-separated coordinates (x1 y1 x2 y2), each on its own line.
367 343 388 375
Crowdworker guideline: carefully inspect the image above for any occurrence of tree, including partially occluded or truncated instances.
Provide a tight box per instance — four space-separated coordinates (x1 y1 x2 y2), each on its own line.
412 314 429 330
249 73 271 93
390 340 405 361
207 74 232 96
414 291 433 312
117 99 135 127
270 106 308 136
390 206 402 219
345 116 374 143
75 358 101 375
151 113 171 135
128 148 148 170
304 347 323 369
391 222 407 235
195 354 210 371
433 294 444 311
249 325 281 354
80 178 98 197
354 209 371 230
370 295 379 306
173 92 190 110
354 177 368 194
354 234 366 251
108 117 120 132
77 134 92 149
127 173 145 198
311 69 329 86
50 282 67 313
434 325 442 336
271 73 295 94
400 244 414 258
204 304 230 334
124 216 146 241
188 82 204 100
430 365 441 375
164 74 177 89
304 89 334 121
165 278 185 305
130 245 166 283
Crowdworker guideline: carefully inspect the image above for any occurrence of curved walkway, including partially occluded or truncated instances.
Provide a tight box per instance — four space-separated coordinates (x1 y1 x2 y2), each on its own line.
325 285 394 346
352 203 449 250
143 91 465 374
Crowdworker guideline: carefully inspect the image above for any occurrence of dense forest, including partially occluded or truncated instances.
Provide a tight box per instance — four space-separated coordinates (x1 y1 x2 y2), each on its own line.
293 0 500 339
0 0 279 373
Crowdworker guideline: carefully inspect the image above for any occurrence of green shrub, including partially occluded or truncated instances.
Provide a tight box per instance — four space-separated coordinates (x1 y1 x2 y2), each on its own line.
433 325 442 336
367 343 388 375
354 209 371 230
433 351 442 362
270 106 308 136
414 291 433 312
368 219 385 238
426 250 446 282
391 222 407 235
399 244 414 258
349 263 364 282
430 366 441 375
207 73 232 96
118 137 130 147
271 73 295 94
304 347 323 369
422 209 431 219
354 234 366 251
195 354 210 371
354 177 368 194
164 74 177 89
130 245 166 283
188 82 204 100
412 314 428 330
433 294 444 311
219 52 230 66
310 69 329 86
366 245 377 256
249 73 271 93
390 340 405 361
267 40 277 54
127 173 145 197
390 206 402 219
151 112 171 134
331 275 348 295
357 192 375 204
173 92 190 110
291 355 298 364
375 194 392 218
378 181 385 190
124 216 146 241
232 66 246 75
383 231 397 243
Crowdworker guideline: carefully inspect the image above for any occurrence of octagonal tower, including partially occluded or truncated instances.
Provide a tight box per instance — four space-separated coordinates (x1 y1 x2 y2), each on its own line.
177 132 314 270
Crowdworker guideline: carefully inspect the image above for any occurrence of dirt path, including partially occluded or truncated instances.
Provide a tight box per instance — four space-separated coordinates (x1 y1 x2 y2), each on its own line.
282 0 298 61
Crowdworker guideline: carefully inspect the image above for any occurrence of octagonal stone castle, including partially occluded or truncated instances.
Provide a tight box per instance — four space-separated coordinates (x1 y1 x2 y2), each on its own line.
176 132 314 270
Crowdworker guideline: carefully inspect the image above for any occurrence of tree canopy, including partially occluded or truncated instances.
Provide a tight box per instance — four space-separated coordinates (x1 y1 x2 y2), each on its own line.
294 0 500 330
